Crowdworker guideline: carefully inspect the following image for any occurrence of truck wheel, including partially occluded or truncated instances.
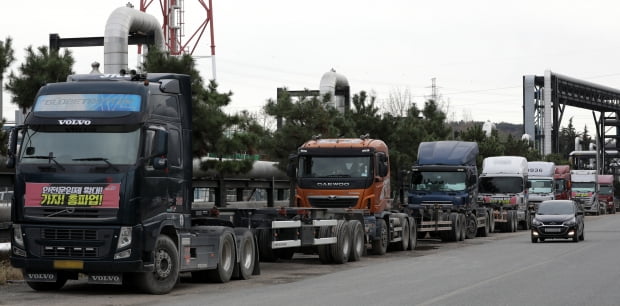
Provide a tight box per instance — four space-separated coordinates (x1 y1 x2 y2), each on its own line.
233 229 256 280
511 211 518 232
331 220 351 264
446 213 460 242
348 220 365 262
371 218 388 255
24 272 68 291
138 235 179 294
408 218 417 250
396 218 410 251
318 225 334 264
477 213 490 237
257 229 279 262
504 211 513 232
489 212 495 233
458 214 467 241
206 233 236 283
465 213 477 239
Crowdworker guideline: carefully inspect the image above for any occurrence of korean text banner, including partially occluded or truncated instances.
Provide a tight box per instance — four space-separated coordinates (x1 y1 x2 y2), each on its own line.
25 183 120 208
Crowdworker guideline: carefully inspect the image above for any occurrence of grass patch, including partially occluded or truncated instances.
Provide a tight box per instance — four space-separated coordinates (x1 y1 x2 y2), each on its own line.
0 260 22 285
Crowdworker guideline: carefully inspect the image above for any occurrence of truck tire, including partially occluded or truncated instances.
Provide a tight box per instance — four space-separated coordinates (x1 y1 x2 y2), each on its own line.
331 220 351 264
233 229 256 280
489 212 495 233
408 218 417 250
138 235 179 294
371 218 388 255
348 220 365 262
444 212 459 242
521 211 531 230
318 225 334 264
257 229 279 262
465 213 477 239
206 232 236 283
395 218 410 251
511 211 518 232
477 213 490 237
24 272 68 291
458 213 466 241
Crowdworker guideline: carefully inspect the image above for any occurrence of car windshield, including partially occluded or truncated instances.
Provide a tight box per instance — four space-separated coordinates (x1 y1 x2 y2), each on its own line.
572 182 595 192
19 127 140 165
298 156 371 178
411 171 466 192
537 201 575 215
528 178 553 193
479 177 523 194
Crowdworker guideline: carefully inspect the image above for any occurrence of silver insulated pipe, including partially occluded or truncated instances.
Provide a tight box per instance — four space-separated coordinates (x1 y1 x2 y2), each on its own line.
104 6 164 74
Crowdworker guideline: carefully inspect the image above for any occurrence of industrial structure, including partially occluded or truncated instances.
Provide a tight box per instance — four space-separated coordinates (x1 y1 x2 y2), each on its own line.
523 70 620 172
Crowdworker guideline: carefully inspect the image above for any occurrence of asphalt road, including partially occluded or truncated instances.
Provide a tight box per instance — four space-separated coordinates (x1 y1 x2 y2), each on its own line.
1 214 619 306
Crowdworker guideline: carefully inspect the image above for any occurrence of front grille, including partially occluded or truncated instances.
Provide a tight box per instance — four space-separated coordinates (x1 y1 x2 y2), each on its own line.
43 246 98 257
42 228 98 240
309 196 358 208
25 207 117 219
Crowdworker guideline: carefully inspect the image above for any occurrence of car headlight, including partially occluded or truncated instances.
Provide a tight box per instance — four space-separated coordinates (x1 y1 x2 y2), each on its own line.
563 218 576 226
532 219 543 226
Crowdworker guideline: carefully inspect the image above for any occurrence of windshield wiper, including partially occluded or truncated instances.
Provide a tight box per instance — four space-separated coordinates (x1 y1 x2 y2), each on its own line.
72 157 120 172
23 153 65 171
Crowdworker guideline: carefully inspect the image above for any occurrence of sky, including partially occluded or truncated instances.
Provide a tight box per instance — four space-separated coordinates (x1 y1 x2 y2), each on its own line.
2 0 620 134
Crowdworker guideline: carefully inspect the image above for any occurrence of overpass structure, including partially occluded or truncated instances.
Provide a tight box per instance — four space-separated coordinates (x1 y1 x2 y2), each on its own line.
523 70 620 165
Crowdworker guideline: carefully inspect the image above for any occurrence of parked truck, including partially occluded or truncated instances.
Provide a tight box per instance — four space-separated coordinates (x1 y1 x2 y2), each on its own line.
7 73 268 294
287 136 416 261
597 174 616 214
404 141 491 241
527 161 556 211
571 170 601 215
554 165 572 200
478 156 532 232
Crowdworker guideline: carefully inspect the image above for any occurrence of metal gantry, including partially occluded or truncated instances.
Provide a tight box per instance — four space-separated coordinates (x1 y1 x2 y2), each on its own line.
523 70 620 169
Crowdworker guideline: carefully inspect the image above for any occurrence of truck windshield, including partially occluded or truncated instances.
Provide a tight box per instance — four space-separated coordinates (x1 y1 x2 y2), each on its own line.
298 156 371 178
555 178 566 192
19 128 140 165
411 171 466 192
599 185 613 195
528 179 553 193
479 177 523 194
572 182 595 192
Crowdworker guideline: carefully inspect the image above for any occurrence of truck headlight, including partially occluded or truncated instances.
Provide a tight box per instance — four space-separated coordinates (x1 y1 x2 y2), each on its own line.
116 226 132 249
13 224 24 248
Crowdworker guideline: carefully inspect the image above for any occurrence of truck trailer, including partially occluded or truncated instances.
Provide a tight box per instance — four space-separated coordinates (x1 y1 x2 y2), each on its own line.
286 136 416 262
478 156 532 232
8 73 266 294
404 141 491 241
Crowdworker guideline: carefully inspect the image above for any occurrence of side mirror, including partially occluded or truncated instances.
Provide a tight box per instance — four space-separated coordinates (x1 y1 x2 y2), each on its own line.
5 127 18 169
286 154 297 178
151 129 168 158
526 181 532 189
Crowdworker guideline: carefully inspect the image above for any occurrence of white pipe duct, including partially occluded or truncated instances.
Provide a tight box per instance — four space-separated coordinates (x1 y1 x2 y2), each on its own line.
104 6 164 74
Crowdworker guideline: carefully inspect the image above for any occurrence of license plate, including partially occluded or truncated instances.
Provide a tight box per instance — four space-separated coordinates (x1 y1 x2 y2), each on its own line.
53 260 84 269
545 228 561 233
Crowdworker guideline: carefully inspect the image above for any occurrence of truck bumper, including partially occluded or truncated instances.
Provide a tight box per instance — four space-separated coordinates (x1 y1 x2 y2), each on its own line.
10 256 146 273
